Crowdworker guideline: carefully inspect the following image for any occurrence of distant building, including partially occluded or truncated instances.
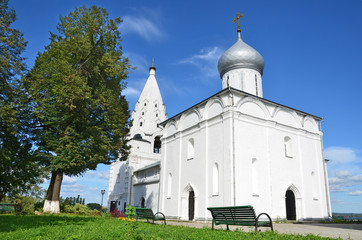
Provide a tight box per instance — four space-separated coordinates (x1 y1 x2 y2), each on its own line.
108 22 331 221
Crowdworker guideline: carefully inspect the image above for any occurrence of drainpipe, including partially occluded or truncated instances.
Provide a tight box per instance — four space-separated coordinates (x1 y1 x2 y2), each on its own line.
319 119 332 219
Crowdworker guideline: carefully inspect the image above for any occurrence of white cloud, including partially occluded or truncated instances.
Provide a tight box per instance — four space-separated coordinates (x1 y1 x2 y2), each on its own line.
63 176 77 185
98 171 110 180
123 87 141 97
335 170 352 178
348 190 362 196
329 171 362 192
178 47 223 79
119 16 164 42
61 183 85 195
324 146 358 164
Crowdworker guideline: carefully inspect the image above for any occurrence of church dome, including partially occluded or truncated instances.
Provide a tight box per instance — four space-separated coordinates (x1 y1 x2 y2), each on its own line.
217 35 264 77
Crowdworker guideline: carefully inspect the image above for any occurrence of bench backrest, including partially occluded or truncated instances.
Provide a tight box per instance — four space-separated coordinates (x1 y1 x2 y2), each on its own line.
207 205 257 224
0 203 20 212
135 208 154 218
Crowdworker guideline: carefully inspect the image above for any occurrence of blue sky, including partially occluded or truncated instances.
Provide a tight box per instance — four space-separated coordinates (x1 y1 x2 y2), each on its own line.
9 0 362 213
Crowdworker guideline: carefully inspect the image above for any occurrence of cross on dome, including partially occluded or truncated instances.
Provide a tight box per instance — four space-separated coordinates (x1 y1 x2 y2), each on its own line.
233 12 244 33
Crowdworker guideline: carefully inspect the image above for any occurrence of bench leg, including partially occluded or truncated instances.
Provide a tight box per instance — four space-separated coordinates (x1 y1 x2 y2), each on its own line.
212 221 214 230
227 224 229 231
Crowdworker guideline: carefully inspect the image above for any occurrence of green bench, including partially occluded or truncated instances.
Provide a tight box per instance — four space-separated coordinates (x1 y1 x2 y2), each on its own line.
207 205 273 232
0 203 20 213
135 208 166 225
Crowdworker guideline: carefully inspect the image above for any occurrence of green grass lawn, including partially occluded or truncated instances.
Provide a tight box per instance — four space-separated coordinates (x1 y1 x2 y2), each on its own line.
0 214 340 240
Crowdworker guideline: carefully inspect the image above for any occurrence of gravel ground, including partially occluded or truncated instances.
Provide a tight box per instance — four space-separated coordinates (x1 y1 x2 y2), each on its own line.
165 220 362 240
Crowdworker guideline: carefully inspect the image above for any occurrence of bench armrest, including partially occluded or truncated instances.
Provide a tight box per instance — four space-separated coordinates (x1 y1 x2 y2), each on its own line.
154 212 165 219
256 213 273 231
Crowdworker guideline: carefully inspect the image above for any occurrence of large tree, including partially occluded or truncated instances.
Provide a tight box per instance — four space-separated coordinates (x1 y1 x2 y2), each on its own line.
0 0 44 201
25 6 131 213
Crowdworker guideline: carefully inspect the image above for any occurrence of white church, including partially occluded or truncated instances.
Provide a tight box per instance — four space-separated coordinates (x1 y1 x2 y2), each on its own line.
108 19 332 221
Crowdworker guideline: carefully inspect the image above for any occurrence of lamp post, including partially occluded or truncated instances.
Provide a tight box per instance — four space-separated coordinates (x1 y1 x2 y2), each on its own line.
101 190 106 209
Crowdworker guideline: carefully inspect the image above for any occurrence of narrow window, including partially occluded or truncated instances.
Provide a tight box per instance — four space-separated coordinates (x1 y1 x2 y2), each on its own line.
140 122 143 127
156 113 158 117
284 136 293 158
212 163 219 195
167 173 172 198
142 112 144 115
144 103 147 106
155 104 157 107
252 158 259 196
311 171 318 200
187 138 194 160
255 74 258 96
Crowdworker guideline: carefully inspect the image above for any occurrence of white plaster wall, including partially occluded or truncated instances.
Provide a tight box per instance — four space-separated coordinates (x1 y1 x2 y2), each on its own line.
133 182 160 212
160 90 329 221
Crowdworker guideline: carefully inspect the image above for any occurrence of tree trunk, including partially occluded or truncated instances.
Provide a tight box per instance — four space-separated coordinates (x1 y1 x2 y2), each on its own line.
43 170 63 213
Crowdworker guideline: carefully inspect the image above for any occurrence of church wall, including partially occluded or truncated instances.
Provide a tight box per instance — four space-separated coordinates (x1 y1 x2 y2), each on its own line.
159 91 329 221
108 161 129 212
178 125 208 220
160 132 182 219
298 133 330 219
233 114 272 217
133 182 159 211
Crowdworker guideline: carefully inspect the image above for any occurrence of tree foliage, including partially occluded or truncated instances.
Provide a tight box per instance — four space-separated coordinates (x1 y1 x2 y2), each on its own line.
25 5 131 211
0 0 44 201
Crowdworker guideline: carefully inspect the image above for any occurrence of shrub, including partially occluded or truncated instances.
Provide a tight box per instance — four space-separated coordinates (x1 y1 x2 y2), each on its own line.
17 196 37 215
63 203 100 216
87 203 101 211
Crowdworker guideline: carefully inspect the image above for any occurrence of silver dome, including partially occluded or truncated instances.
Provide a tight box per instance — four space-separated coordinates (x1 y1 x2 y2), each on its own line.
217 37 264 77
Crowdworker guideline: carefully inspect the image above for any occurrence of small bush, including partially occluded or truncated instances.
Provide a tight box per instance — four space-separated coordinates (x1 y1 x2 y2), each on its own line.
110 209 121 217
87 203 101 211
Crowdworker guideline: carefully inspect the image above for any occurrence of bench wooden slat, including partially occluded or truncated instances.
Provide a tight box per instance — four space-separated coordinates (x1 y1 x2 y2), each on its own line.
207 205 273 232
135 208 166 225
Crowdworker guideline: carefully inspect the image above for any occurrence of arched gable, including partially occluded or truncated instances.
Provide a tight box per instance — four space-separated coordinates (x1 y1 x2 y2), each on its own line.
205 97 224 119
236 97 270 120
164 121 177 137
303 116 318 133
273 107 301 128
180 109 201 130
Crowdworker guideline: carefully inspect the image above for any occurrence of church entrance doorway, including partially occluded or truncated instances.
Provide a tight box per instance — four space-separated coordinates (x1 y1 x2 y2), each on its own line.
110 201 117 212
141 197 145 208
188 191 195 220
285 190 296 220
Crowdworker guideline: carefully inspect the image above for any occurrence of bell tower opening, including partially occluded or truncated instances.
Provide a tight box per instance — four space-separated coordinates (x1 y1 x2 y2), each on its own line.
153 136 161 153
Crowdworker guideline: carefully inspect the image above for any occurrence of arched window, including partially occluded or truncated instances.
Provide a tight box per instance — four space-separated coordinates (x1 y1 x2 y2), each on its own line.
140 122 143 127
153 136 161 153
212 163 219 195
167 173 172 198
255 74 259 96
187 138 194 160
284 136 293 158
